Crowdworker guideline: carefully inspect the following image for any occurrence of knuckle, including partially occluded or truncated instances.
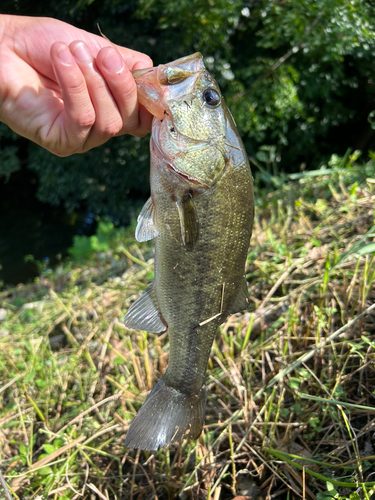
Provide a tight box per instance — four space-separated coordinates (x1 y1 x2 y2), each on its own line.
102 117 123 138
66 77 87 96
108 73 136 102
120 81 137 101
73 109 96 129
121 116 139 135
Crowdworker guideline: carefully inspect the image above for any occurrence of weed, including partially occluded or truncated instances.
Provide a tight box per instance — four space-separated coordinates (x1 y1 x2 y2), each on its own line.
0 154 374 499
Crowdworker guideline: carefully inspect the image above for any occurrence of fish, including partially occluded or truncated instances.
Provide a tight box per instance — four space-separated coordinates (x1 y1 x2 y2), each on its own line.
124 53 254 450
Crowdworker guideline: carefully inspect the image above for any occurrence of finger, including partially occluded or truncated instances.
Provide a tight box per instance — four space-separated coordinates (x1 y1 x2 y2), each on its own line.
114 47 153 72
96 46 152 137
120 54 153 136
50 41 95 154
96 46 139 134
70 40 124 150
129 104 153 137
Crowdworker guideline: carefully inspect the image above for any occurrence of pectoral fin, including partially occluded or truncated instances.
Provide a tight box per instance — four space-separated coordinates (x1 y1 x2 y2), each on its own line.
176 195 199 251
135 197 158 242
124 282 166 333
229 278 250 314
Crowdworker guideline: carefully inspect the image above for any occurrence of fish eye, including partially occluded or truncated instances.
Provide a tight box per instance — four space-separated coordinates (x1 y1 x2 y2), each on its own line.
203 88 220 107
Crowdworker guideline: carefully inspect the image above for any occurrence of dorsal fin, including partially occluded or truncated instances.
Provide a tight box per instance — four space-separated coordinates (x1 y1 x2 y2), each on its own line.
135 197 158 242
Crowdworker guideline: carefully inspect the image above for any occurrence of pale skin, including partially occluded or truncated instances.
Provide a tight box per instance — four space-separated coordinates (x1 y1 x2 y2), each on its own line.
0 15 153 157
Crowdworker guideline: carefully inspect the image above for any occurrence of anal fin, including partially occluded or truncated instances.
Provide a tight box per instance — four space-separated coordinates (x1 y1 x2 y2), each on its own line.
229 277 250 315
135 197 158 242
176 194 199 251
124 281 166 333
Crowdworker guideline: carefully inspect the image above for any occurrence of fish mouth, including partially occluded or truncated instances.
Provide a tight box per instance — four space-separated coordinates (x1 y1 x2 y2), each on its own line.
132 54 205 120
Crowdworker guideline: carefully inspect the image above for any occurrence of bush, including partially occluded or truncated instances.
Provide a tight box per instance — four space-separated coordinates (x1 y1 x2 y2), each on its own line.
1 0 375 219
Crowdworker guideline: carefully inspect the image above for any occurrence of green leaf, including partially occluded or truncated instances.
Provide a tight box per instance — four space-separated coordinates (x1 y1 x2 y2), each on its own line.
334 224 375 266
288 377 300 390
36 379 49 388
38 466 53 476
326 482 338 495
355 242 375 255
43 444 56 454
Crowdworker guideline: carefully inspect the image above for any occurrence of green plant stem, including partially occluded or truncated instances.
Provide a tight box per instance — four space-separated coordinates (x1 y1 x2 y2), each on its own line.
267 449 375 488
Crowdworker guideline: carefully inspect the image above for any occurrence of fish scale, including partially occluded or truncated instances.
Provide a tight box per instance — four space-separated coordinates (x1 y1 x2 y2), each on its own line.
125 53 254 450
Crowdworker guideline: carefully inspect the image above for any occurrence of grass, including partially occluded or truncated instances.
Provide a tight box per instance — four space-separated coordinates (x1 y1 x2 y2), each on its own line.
0 152 375 500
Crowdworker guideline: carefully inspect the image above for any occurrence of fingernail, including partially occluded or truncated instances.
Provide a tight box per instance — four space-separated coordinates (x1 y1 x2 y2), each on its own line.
102 49 124 73
72 42 92 63
57 45 73 65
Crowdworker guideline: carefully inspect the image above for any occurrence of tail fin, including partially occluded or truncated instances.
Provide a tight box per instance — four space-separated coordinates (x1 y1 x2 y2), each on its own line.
125 378 206 450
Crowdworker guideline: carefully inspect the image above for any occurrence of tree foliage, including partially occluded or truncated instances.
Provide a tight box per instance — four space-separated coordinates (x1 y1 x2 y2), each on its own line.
1 0 375 219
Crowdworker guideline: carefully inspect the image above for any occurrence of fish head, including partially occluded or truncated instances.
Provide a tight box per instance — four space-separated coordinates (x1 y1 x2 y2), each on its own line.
133 53 230 188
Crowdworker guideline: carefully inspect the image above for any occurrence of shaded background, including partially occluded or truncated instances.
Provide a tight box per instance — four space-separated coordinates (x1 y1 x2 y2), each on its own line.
1 0 375 285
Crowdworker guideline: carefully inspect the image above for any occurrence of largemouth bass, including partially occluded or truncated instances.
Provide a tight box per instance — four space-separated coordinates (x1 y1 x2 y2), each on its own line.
124 53 254 450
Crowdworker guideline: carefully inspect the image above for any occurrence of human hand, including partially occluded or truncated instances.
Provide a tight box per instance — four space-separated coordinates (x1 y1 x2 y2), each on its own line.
0 15 153 156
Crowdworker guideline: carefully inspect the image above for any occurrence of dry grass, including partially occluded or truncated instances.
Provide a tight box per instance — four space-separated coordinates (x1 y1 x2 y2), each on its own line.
0 159 375 500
